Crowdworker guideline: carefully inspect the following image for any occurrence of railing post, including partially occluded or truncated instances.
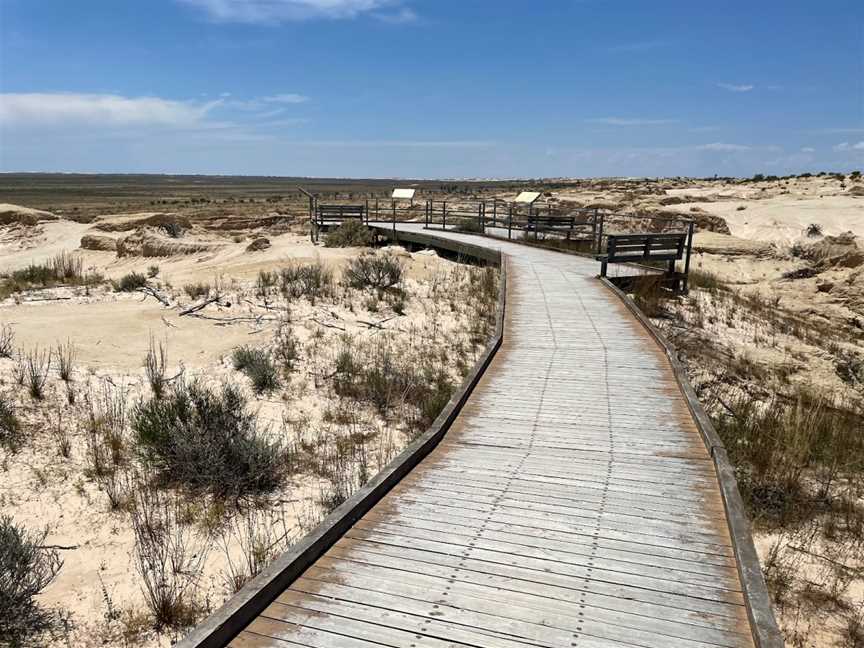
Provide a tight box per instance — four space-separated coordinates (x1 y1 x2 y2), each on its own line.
596 210 604 254
442 201 447 230
683 221 695 294
425 200 430 228
508 204 513 240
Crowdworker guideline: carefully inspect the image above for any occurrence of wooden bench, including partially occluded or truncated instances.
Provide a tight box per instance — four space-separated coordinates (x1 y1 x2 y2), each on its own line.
314 204 367 226
523 214 580 239
596 232 687 277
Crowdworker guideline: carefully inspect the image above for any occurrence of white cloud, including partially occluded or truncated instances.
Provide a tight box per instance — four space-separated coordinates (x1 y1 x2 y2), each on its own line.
374 7 417 23
697 142 752 152
833 141 864 152
0 93 216 126
263 93 309 104
717 83 754 93
801 147 816 153
178 0 402 22
585 117 677 126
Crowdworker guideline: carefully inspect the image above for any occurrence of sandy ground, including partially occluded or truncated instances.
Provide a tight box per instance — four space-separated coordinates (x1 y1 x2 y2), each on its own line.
0 209 494 647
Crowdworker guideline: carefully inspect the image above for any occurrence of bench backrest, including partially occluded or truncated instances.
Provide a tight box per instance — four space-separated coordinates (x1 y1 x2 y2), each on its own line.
316 204 366 221
607 233 686 261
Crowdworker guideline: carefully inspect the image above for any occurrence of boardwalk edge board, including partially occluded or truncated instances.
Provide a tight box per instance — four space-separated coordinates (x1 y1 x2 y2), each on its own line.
599 277 784 648
177 231 507 648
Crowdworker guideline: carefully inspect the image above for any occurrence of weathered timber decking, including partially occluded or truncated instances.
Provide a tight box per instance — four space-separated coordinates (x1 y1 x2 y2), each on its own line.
229 226 766 648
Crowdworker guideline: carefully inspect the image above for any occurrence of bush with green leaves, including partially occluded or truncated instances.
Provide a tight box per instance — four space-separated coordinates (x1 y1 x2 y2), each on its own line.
116 271 148 292
451 217 483 234
0 516 62 645
133 380 286 497
324 220 373 248
343 254 404 290
232 346 280 394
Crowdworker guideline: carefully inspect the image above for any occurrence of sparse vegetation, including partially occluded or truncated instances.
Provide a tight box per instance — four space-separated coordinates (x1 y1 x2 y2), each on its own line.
3 252 103 294
0 324 14 358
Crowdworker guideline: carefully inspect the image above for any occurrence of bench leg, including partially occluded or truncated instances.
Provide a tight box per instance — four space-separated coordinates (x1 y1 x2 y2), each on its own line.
601 261 607 278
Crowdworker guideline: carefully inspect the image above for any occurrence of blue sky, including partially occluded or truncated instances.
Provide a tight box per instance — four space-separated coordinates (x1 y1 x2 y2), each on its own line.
1 0 862 178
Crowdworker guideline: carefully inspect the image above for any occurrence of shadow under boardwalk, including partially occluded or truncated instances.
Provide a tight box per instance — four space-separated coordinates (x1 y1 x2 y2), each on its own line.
232 227 755 648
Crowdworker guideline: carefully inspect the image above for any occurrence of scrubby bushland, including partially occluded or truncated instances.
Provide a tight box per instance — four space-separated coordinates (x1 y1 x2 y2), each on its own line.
232 346 280 394
133 380 287 498
343 254 404 290
333 336 455 430
115 271 148 292
279 261 334 302
714 389 863 527
324 220 373 248
0 516 62 646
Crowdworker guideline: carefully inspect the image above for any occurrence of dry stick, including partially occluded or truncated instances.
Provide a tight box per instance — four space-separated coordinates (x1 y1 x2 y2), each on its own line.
138 286 171 307
178 295 221 316
310 318 346 331
788 545 860 574
161 316 177 328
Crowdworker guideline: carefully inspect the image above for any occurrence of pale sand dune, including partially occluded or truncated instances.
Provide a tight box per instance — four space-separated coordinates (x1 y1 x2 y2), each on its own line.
679 195 863 246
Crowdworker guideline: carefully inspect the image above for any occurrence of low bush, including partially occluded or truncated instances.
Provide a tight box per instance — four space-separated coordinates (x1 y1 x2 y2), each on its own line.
324 220 373 248
0 394 20 449
279 261 334 302
451 217 484 234
0 323 13 358
0 516 62 645
144 337 168 399
183 282 210 300
133 380 286 498
116 272 148 292
343 254 404 290
24 348 50 400
232 346 280 394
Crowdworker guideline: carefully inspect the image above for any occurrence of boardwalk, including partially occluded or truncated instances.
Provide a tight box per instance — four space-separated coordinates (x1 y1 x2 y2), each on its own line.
231 227 757 648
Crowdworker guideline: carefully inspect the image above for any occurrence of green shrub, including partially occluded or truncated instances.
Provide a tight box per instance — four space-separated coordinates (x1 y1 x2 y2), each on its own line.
0 516 62 645
116 272 147 292
324 220 373 248
343 254 403 290
232 346 280 394
133 381 286 497
279 262 334 302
